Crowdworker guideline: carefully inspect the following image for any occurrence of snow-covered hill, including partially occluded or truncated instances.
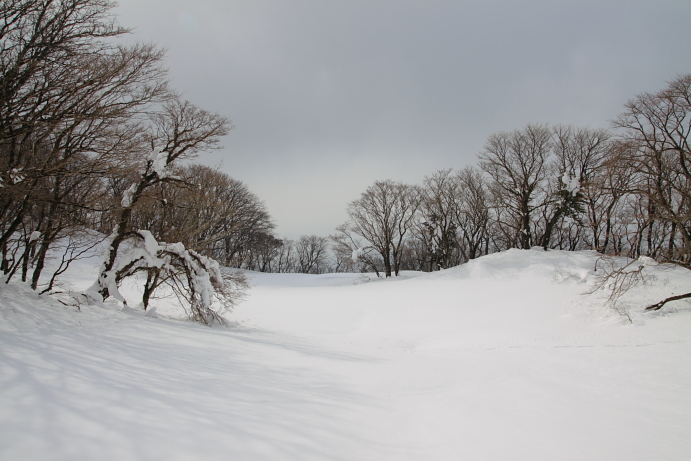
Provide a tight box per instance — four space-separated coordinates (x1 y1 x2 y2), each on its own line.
1 249 690 460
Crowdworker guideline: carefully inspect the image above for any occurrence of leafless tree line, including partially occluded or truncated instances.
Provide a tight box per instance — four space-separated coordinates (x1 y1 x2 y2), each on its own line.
335 75 690 293
248 75 690 287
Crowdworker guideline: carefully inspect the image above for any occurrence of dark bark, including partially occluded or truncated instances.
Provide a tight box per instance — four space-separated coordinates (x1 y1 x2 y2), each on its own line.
646 292 691 311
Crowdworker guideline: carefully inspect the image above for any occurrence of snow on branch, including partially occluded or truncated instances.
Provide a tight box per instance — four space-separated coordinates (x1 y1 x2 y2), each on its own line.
560 172 581 195
87 229 245 325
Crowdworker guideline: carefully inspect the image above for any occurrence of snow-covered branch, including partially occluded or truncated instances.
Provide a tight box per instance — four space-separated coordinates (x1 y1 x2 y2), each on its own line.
88 229 245 325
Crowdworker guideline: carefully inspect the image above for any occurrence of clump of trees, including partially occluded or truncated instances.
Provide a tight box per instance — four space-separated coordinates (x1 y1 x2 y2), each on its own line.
0 0 250 324
336 73 690 312
242 234 331 274
1 0 166 290
333 180 420 277
606 74 691 310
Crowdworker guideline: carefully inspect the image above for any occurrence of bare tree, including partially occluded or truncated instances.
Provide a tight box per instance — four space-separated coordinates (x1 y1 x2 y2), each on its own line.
608 74 691 310
127 164 275 271
416 169 461 270
331 224 384 275
250 233 283 273
538 125 612 250
0 0 167 286
294 235 330 274
454 166 494 261
330 234 357 273
479 124 605 251
0 1 251 323
341 180 420 277
86 97 245 324
272 238 297 273
578 141 633 254
613 74 691 265
479 124 553 249
96 97 230 292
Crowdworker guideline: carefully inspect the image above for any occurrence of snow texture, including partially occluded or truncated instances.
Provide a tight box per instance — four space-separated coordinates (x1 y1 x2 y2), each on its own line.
351 246 366 261
1 168 25 187
147 147 180 181
561 172 581 194
1 249 690 461
153 151 169 178
120 183 137 208
638 255 659 266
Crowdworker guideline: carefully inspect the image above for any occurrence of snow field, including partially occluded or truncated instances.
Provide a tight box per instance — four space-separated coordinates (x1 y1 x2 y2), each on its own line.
1 249 690 460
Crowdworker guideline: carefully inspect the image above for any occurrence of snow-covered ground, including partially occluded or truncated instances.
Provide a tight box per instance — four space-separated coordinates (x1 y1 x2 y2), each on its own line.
1 249 690 460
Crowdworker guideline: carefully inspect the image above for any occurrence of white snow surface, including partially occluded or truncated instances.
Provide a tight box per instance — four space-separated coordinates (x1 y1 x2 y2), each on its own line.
1 249 690 460
120 183 137 207
561 172 581 194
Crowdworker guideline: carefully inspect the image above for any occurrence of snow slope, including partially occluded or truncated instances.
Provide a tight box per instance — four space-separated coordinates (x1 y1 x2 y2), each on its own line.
1 249 690 460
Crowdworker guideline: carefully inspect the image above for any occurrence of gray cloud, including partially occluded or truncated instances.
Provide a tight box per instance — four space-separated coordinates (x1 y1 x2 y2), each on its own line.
115 0 691 238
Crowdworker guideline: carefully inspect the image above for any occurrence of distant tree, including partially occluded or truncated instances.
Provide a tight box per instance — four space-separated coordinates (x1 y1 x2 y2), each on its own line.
453 166 494 261
251 233 283 273
479 124 553 249
331 224 384 275
613 74 691 267
610 74 691 310
273 238 297 273
341 180 420 277
479 124 599 251
330 233 357 273
537 125 606 250
126 164 275 271
563 131 631 254
295 235 330 274
416 169 461 270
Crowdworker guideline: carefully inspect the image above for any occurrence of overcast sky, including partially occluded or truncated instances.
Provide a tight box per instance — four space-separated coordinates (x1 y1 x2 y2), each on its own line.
114 0 690 239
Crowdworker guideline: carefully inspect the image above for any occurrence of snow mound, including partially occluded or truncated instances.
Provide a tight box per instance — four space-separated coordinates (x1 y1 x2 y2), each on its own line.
434 247 596 281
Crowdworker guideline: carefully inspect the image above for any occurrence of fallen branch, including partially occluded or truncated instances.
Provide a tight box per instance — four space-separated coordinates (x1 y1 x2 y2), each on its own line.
646 292 691 311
